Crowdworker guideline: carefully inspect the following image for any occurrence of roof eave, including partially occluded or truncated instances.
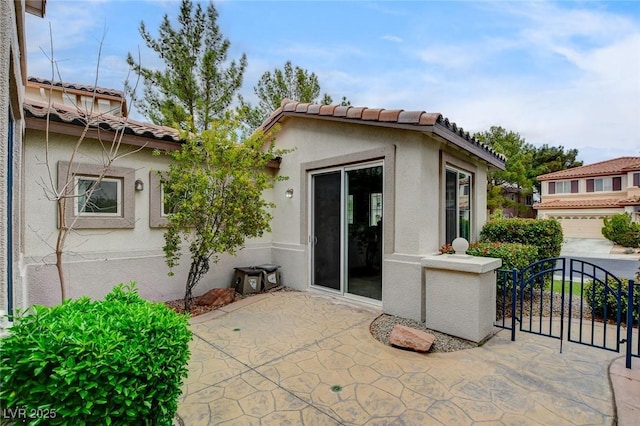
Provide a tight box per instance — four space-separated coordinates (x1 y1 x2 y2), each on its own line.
25 116 183 151
261 111 506 170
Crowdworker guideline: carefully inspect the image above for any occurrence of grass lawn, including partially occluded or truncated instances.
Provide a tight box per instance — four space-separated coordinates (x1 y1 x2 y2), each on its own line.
546 279 585 296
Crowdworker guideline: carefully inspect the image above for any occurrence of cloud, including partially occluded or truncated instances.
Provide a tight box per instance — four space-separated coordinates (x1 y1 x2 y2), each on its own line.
381 35 403 43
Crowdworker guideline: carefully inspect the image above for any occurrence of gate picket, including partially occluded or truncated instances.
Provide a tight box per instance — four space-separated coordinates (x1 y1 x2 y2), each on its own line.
495 257 637 369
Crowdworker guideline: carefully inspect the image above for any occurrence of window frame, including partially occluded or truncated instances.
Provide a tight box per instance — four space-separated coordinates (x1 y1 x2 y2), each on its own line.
74 175 122 217
444 164 473 245
57 161 135 229
149 171 170 228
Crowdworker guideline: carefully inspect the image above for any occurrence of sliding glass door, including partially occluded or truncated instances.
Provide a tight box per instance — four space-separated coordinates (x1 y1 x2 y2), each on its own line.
310 163 383 302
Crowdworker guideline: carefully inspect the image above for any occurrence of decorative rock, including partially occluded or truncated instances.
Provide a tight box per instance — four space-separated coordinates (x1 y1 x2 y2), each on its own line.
388 324 436 352
197 288 236 307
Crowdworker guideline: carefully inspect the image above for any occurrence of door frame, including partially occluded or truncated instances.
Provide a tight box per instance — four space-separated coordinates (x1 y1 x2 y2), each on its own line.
308 161 384 306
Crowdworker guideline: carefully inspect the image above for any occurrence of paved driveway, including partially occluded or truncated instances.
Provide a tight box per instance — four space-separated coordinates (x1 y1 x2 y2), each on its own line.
176 292 623 425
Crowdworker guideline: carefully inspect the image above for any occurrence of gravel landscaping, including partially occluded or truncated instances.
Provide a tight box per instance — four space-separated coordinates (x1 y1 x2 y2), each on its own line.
370 314 478 353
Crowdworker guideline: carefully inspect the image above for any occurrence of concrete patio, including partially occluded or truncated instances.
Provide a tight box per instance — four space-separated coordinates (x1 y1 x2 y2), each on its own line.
177 291 637 425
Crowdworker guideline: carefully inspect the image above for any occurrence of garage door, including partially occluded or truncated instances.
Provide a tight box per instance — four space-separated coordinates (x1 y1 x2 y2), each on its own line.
554 216 605 239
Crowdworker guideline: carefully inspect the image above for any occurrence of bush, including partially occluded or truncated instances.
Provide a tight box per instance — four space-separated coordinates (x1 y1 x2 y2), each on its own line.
440 241 539 271
584 278 640 325
0 283 192 425
480 218 563 260
602 213 640 248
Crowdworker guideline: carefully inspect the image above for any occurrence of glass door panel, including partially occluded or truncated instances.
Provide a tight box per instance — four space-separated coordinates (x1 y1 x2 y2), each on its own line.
345 165 383 301
311 172 341 290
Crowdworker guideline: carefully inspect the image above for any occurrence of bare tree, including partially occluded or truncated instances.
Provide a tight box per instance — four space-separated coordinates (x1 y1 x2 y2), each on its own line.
35 27 145 300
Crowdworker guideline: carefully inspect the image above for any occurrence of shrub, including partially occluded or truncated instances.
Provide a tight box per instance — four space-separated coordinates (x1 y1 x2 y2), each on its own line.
480 218 563 260
440 241 539 271
0 283 192 425
602 213 640 248
584 278 640 325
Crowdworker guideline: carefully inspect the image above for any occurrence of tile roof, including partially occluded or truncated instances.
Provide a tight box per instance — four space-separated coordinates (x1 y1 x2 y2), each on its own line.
534 197 640 209
24 99 181 144
259 99 506 169
537 157 640 181
28 76 124 99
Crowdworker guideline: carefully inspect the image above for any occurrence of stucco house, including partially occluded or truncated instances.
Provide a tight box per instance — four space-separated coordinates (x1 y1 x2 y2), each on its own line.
17 87 506 322
1 0 46 321
258 99 505 320
534 157 640 239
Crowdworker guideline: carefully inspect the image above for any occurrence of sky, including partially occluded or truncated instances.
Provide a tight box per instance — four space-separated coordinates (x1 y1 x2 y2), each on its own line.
25 0 640 165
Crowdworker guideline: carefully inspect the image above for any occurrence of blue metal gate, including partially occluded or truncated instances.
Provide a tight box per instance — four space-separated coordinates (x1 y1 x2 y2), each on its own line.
495 258 639 369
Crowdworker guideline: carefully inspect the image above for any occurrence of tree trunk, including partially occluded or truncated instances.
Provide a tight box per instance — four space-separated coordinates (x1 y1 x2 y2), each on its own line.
183 255 210 312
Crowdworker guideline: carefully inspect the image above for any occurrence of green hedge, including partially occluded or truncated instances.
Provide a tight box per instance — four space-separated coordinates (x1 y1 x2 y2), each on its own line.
480 218 563 260
585 278 640 325
0 283 192 425
440 241 539 271
602 213 640 248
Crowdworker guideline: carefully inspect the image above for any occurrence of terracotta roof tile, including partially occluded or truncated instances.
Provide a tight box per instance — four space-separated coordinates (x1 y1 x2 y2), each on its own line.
28 77 124 99
379 109 402 122
346 106 365 119
295 103 310 113
24 99 181 143
260 99 506 167
397 110 425 124
333 105 349 117
537 157 640 181
534 198 638 209
362 108 383 121
318 104 337 116
419 113 442 126
307 104 322 114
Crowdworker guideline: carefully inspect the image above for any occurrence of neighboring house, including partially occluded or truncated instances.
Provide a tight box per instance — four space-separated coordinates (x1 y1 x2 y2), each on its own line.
534 157 640 239
1 0 45 320
496 183 537 218
259 99 505 321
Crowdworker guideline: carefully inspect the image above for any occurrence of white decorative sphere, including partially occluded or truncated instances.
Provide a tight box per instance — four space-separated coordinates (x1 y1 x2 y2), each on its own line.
451 237 469 255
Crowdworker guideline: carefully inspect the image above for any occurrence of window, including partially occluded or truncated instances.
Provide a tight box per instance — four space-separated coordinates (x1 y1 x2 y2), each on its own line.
160 184 179 217
594 178 612 192
58 161 135 229
587 177 621 192
150 171 171 227
445 167 472 244
555 181 572 194
75 176 122 216
369 193 382 226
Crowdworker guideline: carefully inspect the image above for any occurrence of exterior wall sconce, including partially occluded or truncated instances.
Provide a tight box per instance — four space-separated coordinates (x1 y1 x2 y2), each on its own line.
135 179 144 192
285 188 294 199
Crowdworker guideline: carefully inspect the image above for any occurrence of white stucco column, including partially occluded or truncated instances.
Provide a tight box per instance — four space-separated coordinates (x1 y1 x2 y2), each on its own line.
421 251 502 343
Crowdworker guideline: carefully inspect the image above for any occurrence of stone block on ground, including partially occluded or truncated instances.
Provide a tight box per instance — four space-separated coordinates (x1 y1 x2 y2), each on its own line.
388 324 436 352
197 288 236 307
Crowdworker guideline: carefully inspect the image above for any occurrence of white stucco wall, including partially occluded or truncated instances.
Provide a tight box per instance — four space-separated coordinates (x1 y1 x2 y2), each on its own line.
21 130 273 306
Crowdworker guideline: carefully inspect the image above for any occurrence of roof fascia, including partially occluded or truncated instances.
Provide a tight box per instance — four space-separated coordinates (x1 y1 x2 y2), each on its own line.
432 125 506 170
25 116 183 151
264 111 506 170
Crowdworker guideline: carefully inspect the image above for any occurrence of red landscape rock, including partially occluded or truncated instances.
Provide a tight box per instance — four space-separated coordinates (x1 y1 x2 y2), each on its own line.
388 324 436 352
197 288 236 307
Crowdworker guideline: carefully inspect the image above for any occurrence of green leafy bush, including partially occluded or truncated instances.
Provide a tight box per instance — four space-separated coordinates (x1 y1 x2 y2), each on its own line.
480 218 563 260
0 283 192 425
584 278 640 325
602 213 640 248
440 241 539 271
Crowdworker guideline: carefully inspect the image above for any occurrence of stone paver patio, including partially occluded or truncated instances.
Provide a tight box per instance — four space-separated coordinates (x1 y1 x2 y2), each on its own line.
178 291 622 425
